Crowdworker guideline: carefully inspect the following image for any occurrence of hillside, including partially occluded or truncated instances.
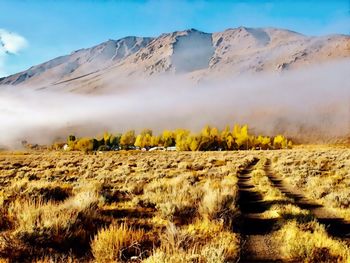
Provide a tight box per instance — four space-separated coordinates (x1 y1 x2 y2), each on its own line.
0 27 349 93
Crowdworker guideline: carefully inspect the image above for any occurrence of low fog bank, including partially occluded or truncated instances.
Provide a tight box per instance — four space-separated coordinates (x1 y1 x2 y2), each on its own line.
0 60 349 149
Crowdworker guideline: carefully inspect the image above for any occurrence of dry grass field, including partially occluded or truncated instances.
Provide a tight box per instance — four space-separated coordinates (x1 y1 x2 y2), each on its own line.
0 147 349 262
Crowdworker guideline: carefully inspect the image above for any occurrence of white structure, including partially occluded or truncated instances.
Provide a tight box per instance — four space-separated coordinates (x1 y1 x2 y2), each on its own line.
166 146 177 151
149 146 166 151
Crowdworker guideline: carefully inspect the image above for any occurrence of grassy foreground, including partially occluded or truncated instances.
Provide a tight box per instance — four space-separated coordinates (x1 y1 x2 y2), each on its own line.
0 146 349 262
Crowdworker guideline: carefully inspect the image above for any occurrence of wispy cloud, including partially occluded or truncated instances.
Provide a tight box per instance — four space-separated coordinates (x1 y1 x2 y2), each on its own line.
0 29 28 77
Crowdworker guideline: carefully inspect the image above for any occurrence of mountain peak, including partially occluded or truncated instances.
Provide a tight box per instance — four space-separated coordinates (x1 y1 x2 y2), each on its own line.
0 27 348 90
185 28 204 33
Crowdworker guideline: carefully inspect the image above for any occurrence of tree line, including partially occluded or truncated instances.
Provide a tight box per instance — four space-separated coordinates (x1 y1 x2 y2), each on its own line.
63 124 292 152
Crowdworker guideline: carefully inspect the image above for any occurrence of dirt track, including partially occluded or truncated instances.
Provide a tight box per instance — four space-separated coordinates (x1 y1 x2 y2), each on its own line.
265 160 350 240
237 159 283 262
237 158 350 262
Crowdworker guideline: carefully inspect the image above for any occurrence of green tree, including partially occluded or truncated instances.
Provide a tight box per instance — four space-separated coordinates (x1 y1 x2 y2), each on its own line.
68 135 76 142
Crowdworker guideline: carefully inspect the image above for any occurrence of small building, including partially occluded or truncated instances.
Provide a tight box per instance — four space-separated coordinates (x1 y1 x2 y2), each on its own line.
149 146 166 151
166 146 177 151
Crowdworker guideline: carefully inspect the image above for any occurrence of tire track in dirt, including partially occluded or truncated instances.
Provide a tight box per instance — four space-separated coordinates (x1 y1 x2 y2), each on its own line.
237 158 284 263
264 159 350 240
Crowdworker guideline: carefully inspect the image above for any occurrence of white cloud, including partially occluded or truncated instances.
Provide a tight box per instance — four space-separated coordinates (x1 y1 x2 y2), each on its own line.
0 29 28 77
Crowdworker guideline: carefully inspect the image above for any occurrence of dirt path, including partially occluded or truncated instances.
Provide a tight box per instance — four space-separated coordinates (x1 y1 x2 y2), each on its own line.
237 159 285 262
237 158 350 262
264 159 350 240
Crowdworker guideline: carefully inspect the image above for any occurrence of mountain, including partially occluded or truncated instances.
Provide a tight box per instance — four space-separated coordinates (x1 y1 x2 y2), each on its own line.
0 27 349 92
0 36 152 87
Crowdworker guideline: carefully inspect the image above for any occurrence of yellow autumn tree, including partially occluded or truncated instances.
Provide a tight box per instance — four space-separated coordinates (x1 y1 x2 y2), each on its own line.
103 132 119 147
63 124 292 152
134 134 143 148
134 133 153 148
221 125 235 150
150 135 161 147
187 135 200 151
143 133 152 148
234 124 252 150
140 129 153 137
273 135 288 149
198 125 221 150
232 124 241 138
210 126 220 149
103 132 111 145
175 129 190 151
67 135 76 150
198 125 212 150
255 135 271 150
162 130 175 147
120 130 136 148
75 137 95 152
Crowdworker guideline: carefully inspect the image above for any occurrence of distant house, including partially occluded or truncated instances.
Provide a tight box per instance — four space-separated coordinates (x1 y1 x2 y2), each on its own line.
166 146 177 151
149 146 166 151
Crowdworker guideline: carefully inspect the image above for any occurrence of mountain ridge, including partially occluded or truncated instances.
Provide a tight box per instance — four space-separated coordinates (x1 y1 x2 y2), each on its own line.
0 27 349 92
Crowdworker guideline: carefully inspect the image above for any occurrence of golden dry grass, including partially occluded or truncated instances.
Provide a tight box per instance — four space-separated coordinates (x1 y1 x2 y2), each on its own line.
91 223 146 262
277 220 350 262
0 151 249 262
270 148 350 220
0 147 348 262
248 155 350 262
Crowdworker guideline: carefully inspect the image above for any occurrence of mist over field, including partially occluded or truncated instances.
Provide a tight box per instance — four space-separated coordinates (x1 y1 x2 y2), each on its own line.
1 1 350 262
0 59 348 148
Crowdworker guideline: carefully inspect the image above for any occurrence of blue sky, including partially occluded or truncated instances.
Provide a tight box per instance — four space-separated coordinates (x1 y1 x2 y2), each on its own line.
0 0 349 77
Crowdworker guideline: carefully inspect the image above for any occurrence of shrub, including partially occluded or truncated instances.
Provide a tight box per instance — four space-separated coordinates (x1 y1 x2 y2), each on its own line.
277 220 350 262
145 221 240 263
142 176 202 220
0 191 103 260
75 138 95 152
199 177 238 224
21 181 73 202
91 223 145 263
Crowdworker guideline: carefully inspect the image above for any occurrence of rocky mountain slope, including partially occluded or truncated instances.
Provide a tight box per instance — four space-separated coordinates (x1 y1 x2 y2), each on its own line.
0 36 152 87
0 27 349 92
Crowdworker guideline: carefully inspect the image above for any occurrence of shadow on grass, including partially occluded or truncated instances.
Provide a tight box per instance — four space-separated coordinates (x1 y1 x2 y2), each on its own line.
265 159 350 239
